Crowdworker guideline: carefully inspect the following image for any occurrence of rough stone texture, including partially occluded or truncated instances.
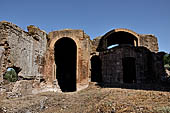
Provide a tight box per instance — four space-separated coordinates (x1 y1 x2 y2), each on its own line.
0 21 47 79
91 36 102 54
45 29 91 91
0 47 5 82
99 45 165 85
139 34 159 52
0 21 165 92
95 28 165 86
7 80 33 98
95 28 159 53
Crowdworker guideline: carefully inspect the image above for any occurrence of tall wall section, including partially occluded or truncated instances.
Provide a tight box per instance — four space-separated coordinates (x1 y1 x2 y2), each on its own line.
0 21 47 81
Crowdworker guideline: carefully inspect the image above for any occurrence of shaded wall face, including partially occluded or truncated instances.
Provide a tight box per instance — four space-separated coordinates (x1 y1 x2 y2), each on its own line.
99 46 160 85
122 57 136 83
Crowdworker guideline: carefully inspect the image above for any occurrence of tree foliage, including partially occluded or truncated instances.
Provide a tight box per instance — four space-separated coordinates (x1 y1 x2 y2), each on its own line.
163 53 170 67
4 68 18 82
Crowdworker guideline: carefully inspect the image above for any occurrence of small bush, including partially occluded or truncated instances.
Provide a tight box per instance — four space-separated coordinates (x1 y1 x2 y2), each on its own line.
4 68 18 82
164 53 170 66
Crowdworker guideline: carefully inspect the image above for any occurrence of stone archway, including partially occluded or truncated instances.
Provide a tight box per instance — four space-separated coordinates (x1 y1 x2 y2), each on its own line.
54 37 77 92
97 28 139 51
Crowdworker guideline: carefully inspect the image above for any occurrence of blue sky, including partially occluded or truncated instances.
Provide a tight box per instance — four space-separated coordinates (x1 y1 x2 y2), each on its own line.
0 0 170 52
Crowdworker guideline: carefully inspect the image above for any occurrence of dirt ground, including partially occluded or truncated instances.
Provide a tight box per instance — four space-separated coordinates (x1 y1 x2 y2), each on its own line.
0 83 170 113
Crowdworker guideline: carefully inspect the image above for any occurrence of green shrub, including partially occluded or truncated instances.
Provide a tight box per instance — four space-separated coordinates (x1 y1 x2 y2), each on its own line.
164 53 170 66
4 68 18 82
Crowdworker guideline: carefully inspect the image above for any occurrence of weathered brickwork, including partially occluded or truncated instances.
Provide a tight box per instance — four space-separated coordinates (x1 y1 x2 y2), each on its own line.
45 29 91 91
94 28 165 86
0 21 165 92
0 21 47 81
99 45 165 85
139 34 159 52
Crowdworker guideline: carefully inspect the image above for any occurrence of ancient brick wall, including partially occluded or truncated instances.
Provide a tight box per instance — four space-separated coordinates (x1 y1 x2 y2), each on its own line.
0 21 47 80
0 47 5 82
0 22 165 91
99 46 137 84
91 36 102 54
139 34 159 52
99 45 164 85
45 29 91 91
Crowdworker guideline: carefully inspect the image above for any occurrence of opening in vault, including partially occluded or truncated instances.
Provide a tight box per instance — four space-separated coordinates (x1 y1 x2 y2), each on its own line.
54 37 77 92
106 31 138 49
122 57 136 83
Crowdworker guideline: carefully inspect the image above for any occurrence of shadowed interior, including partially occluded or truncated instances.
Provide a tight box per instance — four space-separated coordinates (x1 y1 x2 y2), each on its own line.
122 57 136 83
91 55 102 83
106 31 137 48
54 37 77 92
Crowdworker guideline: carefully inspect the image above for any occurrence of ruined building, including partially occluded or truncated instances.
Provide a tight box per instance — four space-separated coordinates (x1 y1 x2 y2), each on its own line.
0 21 166 92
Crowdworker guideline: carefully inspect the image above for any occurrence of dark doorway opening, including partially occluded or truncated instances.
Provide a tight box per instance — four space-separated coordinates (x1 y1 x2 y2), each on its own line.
122 57 136 83
54 37 77 92
91 55 102 83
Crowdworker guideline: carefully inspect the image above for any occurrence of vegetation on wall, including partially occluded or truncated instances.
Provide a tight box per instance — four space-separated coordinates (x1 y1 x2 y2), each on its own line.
163 53 170 68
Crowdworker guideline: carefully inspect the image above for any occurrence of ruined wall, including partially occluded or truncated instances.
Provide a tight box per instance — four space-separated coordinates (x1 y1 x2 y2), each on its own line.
91 36 102 54
93 29 159 53
0 47 5 82
139 34 159 52
0 21 165 91
0 21 47 80
99 45 164 85
45 29 91 91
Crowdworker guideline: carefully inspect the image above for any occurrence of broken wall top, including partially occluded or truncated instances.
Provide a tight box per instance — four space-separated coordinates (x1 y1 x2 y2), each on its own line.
0 21 48 78
139 34 159 53
0 21 48 40
92 28 159 53
48 29 90 40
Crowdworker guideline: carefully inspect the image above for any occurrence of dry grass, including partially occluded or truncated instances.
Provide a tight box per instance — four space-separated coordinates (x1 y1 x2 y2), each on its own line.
0 83 170 113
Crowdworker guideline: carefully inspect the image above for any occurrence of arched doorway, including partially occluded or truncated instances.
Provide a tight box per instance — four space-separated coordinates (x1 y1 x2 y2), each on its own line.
54 37 77 92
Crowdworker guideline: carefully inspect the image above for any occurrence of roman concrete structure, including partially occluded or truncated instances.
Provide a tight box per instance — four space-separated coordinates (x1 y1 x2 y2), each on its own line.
0 21 166 92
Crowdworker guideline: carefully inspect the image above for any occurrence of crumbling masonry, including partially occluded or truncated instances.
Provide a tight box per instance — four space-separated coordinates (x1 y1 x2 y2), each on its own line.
0 21 166 92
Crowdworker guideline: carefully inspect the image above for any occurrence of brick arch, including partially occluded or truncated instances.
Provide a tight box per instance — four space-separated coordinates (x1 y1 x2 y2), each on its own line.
97 28 140 51
49 36 79 50
48 36 79 85
49 36 79 82
114 28 140 40
44 29 90 92
53 37 77 92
